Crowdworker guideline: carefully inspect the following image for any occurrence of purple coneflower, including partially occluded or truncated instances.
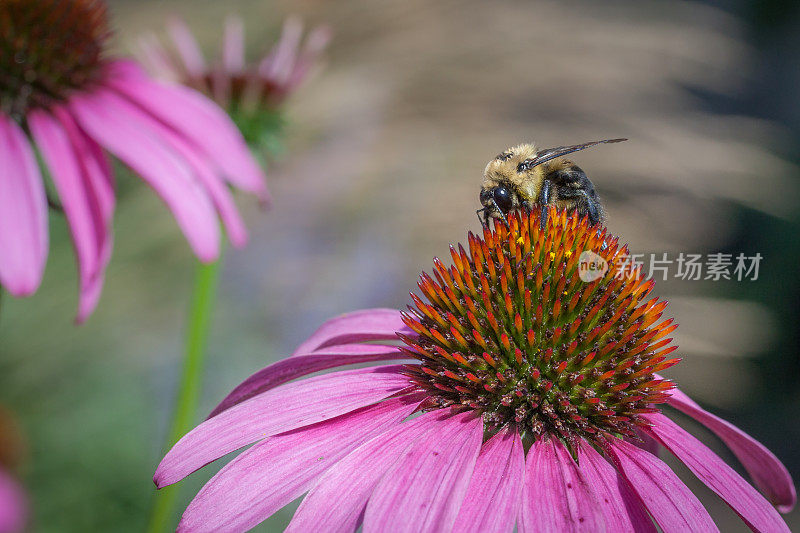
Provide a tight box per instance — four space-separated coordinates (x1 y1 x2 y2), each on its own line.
0 0 267 321
0 410 25 533
155 208 795 532
0 471 24 533
137 15 330 149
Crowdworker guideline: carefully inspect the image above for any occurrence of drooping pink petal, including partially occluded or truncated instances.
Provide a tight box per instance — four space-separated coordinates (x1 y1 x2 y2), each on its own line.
286 409 446 533
167 17 206 78
575 440 656 533
69 88 221 262
627 428 660 457
452 425 524 533
0 470 26 533
208 344 409 418
222 16 244 74
27 109 98 292
263 16 303 85
606 437 718 532
109 93 248 248
210 68 230 108
667 386 796 512
256 50 277 80
178 395 422 533
210 16 244 105
644 413 789 532
0 114 48 297
292 308 412 355
27 108 115 322
58 108 115 321
104 60 269 202
520 436 605 532
58 106 114 226
136 33 180 82
287 25 332 91
363 410 483 533
154 365 410 488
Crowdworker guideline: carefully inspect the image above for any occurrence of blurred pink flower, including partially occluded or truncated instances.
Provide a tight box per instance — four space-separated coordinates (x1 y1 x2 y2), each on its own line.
0 409 26 533
155 210 795 532
137 15 331 112
0 471 25 533
0 0 268 322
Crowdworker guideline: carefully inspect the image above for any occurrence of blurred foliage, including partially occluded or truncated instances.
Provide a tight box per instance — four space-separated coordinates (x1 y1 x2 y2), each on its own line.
231 106 287 160
698 0 800 454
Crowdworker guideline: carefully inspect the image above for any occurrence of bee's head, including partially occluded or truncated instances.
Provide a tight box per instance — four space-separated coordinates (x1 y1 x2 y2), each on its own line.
479 143 540 223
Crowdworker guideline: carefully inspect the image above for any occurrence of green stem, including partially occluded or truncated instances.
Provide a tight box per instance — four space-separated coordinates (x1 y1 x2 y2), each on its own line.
147 257 222 533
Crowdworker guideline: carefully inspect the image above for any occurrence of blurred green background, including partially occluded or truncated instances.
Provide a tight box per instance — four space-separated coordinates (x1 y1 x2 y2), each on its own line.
1 0 799 531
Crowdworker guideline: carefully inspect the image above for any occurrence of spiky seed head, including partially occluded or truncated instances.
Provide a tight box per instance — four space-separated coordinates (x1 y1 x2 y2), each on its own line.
401 208 679 448
0 0 110 119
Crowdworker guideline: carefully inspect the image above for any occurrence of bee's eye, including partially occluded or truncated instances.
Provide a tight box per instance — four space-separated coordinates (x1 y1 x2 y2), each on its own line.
492 185 513 213
517 162 529 172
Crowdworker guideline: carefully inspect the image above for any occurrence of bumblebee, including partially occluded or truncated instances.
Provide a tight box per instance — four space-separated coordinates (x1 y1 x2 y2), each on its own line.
477 138 626 227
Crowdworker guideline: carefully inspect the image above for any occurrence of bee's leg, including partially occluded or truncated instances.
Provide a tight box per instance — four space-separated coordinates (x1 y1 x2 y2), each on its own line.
585 196 602 225
538 179 554 229
556 186 604 225
550 164 604 225
476 207 489 228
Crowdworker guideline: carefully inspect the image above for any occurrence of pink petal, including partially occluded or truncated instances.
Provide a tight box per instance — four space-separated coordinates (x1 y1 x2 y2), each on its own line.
363 410 483 533
452 425 524 533
627 428 660 457
256 50 277 79
62 110 115 321
645 413 789 532
136 33 180 82
28 108 115 322
263 16 303 85
69 88 221 262
108 92 248 248
222 16 244 74
292 308 412 355
210 68 231 108
287 408 446 533
287 25 332 90
61 107 114 223
0 114 48 297
667 386 796 512
208 344 409 418
167 17 206 78
520 436 605 533
606 437 718 532
105 60 269 202
575 440 656 533
154 365 410 488
178 395 421 533
0 469 26 533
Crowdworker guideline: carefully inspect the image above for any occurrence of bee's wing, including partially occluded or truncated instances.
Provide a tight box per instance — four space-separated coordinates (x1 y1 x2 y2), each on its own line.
525 138 627 168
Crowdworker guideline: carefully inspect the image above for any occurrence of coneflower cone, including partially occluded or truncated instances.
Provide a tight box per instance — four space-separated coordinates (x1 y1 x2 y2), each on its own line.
401 207 678 449
0 0 109 119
